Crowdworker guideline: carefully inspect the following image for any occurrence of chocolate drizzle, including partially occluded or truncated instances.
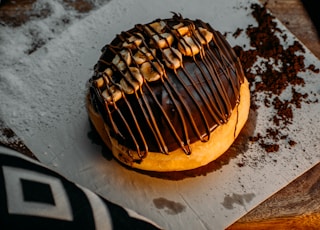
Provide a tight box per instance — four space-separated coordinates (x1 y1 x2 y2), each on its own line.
88 14 244 162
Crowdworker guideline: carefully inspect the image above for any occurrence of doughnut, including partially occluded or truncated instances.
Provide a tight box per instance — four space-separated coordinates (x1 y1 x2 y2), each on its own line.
86 13 250 171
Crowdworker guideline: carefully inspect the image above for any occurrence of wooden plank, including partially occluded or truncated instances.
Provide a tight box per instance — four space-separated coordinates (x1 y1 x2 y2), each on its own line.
228 213 320 229
0 0 37 26
0 0 93 26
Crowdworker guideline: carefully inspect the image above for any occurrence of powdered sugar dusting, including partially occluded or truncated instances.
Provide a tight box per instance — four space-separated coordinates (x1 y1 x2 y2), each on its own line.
0 0 107 137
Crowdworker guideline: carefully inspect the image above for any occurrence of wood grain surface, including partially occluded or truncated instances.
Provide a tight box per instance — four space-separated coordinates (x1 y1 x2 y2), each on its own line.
1 0 320 229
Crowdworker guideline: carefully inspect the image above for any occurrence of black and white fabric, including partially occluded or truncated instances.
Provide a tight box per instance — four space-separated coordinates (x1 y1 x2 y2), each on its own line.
0 146 162 230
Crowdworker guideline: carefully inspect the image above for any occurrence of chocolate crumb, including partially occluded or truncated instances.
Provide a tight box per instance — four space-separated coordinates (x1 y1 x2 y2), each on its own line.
0 121 37 160
260 142 280 153
233 3 319 153
307 64 320 73
233 28 243 38
288 140 297 147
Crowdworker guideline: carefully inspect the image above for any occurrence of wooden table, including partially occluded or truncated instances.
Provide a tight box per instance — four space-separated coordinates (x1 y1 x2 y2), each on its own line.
1 0 320 229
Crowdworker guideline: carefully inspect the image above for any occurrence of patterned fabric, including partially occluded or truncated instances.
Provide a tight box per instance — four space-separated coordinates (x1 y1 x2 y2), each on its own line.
0 147 162 230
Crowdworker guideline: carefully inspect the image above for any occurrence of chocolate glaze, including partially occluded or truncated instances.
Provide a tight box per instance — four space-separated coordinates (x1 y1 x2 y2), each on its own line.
88 14 245 162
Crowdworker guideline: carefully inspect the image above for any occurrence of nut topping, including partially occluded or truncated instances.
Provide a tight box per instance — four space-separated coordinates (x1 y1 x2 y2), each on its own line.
195 27 213 45
162 47 183 69
103 68 113 78
95 77 106 88
133 47 156 65
174 26 190 36
102 85 122 103
120 67 143 94
123 33 143 49
145 21 166 35
126 67 144 86
120 78 136 94
112 49 131 71
96 17 217 103
151 33 174 48
178 35 201 56
140 62 163 82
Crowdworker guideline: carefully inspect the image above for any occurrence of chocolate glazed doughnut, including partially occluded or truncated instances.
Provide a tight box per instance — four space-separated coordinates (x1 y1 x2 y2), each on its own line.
86 13 250 171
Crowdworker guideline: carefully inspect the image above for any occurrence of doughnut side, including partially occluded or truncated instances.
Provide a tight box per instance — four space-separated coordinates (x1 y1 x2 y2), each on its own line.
87 78 250 171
